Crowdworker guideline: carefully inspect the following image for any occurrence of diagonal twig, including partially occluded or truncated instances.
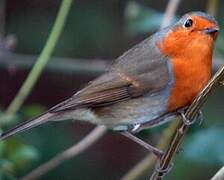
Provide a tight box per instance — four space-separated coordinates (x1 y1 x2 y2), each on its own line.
206 0 219 17
150 65 224 179
211 166 224 180
21 126 107 180
160 0 181 28
5 0 73 116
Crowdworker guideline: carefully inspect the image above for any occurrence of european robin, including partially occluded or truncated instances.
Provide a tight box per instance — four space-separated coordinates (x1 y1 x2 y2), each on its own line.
0 11 219 140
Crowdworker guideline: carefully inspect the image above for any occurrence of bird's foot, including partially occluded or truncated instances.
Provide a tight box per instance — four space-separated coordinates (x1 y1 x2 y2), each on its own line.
154 161 174 178
195 110 204 125
178 109 204 126
178 110 194 125
219 81 224 86
131 123 141 133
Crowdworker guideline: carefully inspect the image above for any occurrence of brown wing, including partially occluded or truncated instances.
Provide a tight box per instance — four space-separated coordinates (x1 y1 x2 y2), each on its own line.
50 35 171 113
49 73 137 112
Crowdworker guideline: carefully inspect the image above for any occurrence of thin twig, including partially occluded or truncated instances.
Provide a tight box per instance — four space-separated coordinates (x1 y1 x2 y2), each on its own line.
21 126 107 180
211 166 224 180
150 66 224 179
0 53 107 75
6 0 73 116
206 0 219 17
160 0 181 28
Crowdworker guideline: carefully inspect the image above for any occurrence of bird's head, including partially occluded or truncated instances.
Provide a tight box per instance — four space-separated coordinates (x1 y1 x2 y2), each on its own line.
157 11 219 59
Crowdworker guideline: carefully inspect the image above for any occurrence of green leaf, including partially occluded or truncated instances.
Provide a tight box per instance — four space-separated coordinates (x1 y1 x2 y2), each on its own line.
183 127 224 165
0 159 14 173
4 138 39 170
0 114 20 127
9 144 39 169
21 104 46 118
0 140 6 157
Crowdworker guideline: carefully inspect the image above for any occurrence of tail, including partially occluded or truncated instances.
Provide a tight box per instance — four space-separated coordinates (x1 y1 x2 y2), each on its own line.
0 112 54 140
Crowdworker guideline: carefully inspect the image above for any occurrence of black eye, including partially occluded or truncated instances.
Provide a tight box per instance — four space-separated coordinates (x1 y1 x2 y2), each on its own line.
184 19 193 28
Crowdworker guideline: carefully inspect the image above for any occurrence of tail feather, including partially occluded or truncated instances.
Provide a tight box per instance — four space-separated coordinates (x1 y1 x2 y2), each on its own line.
0 112 54 140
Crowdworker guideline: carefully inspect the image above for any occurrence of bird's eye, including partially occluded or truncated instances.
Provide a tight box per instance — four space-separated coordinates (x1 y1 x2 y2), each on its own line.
183 19 193 28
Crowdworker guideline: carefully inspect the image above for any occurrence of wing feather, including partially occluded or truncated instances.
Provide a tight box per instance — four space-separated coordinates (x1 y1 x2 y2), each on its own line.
50 35 171 113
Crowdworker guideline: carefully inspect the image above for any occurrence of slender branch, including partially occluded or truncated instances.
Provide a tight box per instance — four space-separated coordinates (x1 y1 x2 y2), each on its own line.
21 126 107 180
211 166 224 180
150 66 224 179
206 0 219 17
0 53 107 75
160 0 181 28
6 0 73 116
24 123 173 179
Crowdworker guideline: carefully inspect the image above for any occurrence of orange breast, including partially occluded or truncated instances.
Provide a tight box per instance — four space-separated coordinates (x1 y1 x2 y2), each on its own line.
167 57 211 111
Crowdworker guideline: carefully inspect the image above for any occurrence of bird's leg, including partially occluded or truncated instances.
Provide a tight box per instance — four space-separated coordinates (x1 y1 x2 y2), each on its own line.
121 131 164 159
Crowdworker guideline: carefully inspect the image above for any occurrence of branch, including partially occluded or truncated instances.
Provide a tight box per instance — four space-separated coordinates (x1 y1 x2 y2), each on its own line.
0 53 107 75
21 126 107 180
206 0 219 17
5 0 73 116
211 166 224 180
160 0 181 28
150 65 224 179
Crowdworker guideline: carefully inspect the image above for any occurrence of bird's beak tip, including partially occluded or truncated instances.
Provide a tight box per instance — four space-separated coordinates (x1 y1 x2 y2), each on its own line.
203 27 219 35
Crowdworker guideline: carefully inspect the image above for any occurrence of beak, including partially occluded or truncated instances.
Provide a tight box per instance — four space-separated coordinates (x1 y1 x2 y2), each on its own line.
203 27 219 35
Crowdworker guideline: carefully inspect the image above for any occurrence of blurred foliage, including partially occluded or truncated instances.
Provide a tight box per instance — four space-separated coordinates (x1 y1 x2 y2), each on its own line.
0 138 39 179
21 104 47 118
4 138 39 171
0 109 19 127
0 105 42 179
183 127 224 165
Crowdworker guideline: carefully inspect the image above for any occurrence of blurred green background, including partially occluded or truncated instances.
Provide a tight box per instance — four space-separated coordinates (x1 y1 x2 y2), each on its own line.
0 0 224 179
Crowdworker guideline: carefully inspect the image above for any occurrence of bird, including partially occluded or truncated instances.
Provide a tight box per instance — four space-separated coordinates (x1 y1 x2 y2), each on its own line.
0 11 219 141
